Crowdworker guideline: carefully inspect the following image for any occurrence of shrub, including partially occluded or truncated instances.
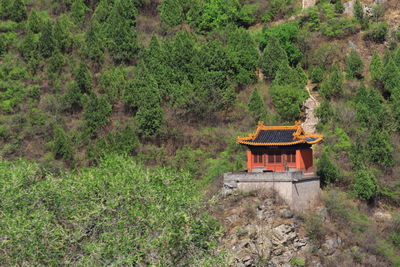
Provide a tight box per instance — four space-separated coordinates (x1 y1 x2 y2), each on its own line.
366 129 394 168
75 62 93 94
364 22 388 43
317 149 340 186
52 125 73 161
135 104 163 138
320 64 343 99
353 0 364 22
70 0 88 26
369 52 383 86
98 66 127 104
316 100 334 125
320 17 358 38
353 169 377 201
345 50 364 79
38 21 56 58
305 213 326 244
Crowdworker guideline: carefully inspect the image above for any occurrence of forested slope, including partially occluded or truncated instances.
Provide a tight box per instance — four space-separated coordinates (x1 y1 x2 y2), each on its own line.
1 0 400 265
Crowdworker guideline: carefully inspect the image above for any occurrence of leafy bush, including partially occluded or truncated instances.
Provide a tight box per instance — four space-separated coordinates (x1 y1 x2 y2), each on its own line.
305 213 326 244
0 155 222 266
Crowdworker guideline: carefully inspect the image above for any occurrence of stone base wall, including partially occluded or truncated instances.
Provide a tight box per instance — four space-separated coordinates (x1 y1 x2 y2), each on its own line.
224 172 321 211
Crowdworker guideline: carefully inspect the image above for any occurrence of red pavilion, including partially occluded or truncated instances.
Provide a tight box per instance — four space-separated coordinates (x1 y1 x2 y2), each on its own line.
237 121 323 173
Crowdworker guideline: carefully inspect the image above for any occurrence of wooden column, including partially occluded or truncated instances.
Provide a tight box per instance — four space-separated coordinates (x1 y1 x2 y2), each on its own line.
247 150 252 172
295 150 302 171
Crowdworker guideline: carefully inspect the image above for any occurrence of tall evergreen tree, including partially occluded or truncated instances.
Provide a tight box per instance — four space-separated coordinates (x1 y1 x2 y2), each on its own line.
345 50 364 79
53 125 73 161
84 20 104 63
83 94 112 137
248 88 267 123
27 9 43 33
38 21 56 58
75 62 93 94
370 52 383 86
106 0 139 62
366 129 394 167
159 0 184 29
259 36 288 80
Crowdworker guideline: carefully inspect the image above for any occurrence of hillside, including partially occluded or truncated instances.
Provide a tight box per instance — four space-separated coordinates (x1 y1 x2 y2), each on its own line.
1 0 400 266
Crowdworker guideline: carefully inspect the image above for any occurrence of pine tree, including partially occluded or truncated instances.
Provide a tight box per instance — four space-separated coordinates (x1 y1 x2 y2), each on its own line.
382 58 400 94
84 20 104 63
272 63 307 90
248 88 267 123
345 50 364 79
334 0 344 14
259 36 289 80
75 62 93 94
20 31 38 60
53 19 72 53
370 52 383 86
27 9 43 33
38 21 56 58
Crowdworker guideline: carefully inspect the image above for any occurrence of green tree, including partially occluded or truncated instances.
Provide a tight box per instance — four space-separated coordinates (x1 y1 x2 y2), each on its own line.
317 150 340 186
63 82 83 112
27 9 43 33
98 66 127 104
370 52 383 86
354 84 385 128
345 50 364 79
366 129 394 167
259 36 289 80
159 0 184 29
270 84 307 122
316 100 334 125
53 18 72 53
38 21 56 58
9 0 27 22
70 0 88 26
248 88 267 123
83 94 112 137
106 0 139 62
225 27 259 85
52 125 73 161
320 64 343 99
20 32 38 60
382 58 400 94
353 169 377 201
334 0 344 14
84 20 104 63
310 66 324 83
75 62 93 94
272 63 307 90
135 104 164 138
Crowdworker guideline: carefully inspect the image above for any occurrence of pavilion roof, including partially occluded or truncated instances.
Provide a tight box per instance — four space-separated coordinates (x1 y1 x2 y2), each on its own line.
237 121 323 146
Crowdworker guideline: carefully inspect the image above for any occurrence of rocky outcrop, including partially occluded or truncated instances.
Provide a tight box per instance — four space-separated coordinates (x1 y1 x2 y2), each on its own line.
218 193 309 267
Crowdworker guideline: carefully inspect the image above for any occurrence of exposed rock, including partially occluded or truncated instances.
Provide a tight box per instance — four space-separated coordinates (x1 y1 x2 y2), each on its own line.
343 0 355 16
279 208 294 219
373 211 392 221
316 207 329 221
322 237 342 256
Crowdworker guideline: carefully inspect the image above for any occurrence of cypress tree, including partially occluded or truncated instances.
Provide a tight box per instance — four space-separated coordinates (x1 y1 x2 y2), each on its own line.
345 50 364 79
370 52 383 86
75 62 93 94
38 21 56 58
159 0 184 29
84 20 104 63
259 36 289 80
83 94 112 137
27 9 43 33
248 87 267 123
366 129 394 167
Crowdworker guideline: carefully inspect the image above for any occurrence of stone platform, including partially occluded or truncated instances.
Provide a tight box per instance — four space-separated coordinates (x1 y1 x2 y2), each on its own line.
223 171 320 211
